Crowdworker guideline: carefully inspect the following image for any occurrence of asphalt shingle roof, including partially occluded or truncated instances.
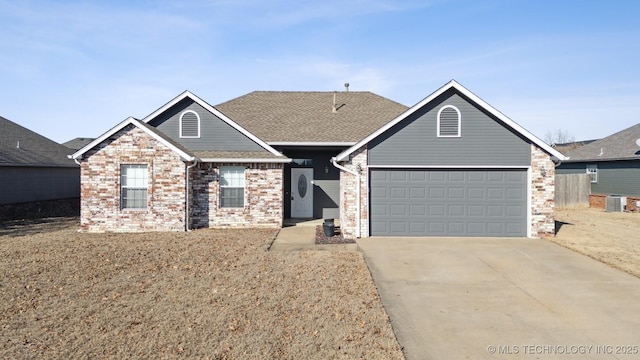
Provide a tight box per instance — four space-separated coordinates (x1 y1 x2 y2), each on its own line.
0 115 77 167
63 137 95 151
216 91 409 143
565 123 640 162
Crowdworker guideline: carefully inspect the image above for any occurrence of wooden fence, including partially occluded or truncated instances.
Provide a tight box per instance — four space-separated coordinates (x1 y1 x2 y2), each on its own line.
555 174 590 207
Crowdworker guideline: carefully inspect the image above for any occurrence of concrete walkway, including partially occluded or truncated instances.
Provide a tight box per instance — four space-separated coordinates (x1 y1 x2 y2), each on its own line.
269 219 358 251
358 237 640 360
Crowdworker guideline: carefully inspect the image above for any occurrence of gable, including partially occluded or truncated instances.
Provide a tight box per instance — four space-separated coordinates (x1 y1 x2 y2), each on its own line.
147 98 266 152
368 89 531 166
335 80 567 164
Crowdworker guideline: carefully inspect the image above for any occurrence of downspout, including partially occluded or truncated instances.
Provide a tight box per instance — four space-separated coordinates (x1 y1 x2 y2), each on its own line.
185 159 199 231
331 157 361 238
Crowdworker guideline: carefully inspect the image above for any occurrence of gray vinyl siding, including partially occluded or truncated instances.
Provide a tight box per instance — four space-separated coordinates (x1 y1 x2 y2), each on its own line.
558 161 640 196
368 89 531 166
149 98 265 152
0 166 80 204
281 149 342 219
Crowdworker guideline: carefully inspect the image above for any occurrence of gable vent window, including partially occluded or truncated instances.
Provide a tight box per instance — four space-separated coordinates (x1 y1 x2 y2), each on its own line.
180 110 200 138
437 105 461 137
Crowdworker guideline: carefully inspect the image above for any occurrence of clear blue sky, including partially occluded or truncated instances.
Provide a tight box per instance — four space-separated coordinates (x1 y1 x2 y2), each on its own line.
2 0 639 144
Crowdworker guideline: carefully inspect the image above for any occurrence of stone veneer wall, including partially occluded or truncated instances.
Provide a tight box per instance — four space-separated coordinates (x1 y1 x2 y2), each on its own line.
531 144 556 237
80 125 187 232
190 163 283 229
339 146 368 239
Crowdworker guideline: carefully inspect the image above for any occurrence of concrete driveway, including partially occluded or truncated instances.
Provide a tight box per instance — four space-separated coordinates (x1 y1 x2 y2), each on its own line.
357 237 640 360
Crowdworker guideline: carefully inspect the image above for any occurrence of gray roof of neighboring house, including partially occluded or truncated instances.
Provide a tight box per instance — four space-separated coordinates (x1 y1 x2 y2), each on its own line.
0 115 77 168
565 123 640 162
552 139 598 155
216 91 409 143
63 137 95 150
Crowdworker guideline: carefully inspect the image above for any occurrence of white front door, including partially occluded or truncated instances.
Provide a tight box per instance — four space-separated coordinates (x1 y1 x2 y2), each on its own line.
291 168 313 218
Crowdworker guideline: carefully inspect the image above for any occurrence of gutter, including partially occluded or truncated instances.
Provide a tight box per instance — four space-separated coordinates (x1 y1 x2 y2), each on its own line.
331 157 361 238
185 159 199 231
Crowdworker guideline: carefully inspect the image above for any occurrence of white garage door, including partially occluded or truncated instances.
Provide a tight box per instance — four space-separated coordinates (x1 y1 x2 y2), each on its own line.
370 169 527 237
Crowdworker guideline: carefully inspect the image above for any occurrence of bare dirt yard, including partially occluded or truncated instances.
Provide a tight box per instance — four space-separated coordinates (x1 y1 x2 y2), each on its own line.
552 206 640 278
0 219 403 359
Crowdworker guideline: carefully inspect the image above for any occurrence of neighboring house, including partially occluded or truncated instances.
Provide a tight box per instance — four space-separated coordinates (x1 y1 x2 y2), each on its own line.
552 139 598 155
557 123 640 209
0 115 79 205
70 80 565 237
63 137 95 151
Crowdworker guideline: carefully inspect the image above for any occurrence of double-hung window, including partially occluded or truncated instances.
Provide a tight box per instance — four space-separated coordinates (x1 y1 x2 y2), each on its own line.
586 164 598 183
121 164 148 209
220 166 245 208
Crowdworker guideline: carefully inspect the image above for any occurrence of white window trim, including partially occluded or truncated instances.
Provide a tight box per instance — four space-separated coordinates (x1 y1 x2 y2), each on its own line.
437 105 461 137
120 164 149 210
586 164 598 183
179 110 201 138
220 166 246 208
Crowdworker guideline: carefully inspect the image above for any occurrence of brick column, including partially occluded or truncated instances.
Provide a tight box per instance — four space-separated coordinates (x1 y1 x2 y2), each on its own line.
339 146 368 239
531 144 556 237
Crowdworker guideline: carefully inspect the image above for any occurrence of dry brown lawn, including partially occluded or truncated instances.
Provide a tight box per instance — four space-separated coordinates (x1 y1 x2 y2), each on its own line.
0 219 404 359
552 206 640 278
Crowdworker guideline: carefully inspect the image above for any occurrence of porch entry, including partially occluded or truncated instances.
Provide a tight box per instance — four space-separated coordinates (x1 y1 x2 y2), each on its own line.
291 168 313 218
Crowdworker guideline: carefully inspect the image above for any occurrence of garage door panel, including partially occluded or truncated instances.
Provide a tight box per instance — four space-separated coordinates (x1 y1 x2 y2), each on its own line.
487 188 504 200
409 204 426 216
371 203 388 216
467 222 484 234
468 187 484 199
487 205 504 217
410 187 426 199
448 187 465 198
390 221 407 233
370 169 526 236
409 222 426 233
428 171 446 181
468 205 484 216
448 204 465 216
448 222 465 234
389 204 406 216
429 204 445 216
429 187 445 198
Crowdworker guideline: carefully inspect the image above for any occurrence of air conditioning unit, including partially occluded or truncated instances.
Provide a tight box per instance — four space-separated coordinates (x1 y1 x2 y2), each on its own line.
606 195 627 212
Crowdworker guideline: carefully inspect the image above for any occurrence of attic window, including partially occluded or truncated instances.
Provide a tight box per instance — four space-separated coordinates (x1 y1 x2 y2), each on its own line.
180 110 200 138
437 105 461 137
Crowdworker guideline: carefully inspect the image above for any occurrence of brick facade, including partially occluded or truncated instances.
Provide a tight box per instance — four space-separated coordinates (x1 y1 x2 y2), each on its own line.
530 144 556 237
338 146 368 239
80 125 187 232
590 194 640 212
80 125 284 232
190 163 283 229
589 194 607 209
